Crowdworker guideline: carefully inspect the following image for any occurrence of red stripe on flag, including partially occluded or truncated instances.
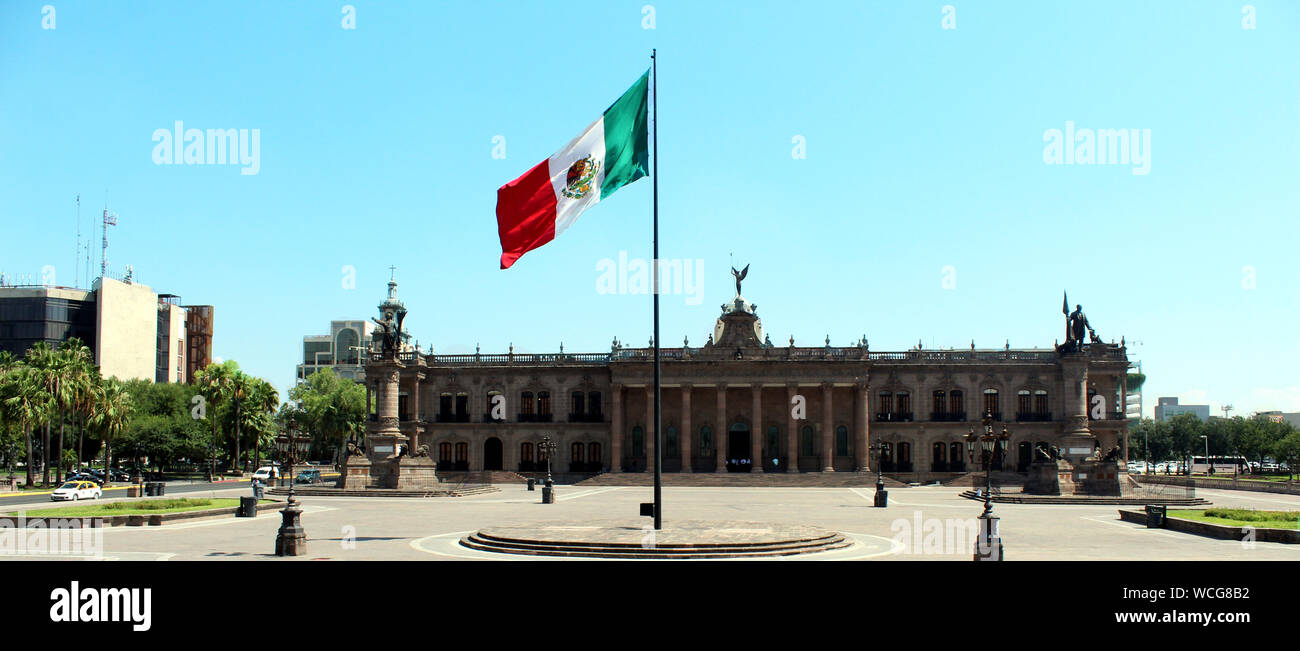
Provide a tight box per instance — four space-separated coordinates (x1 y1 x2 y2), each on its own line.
496 158 558 269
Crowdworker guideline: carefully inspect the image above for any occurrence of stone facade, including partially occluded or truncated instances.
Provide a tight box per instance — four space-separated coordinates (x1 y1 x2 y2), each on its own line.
364 289 1132 479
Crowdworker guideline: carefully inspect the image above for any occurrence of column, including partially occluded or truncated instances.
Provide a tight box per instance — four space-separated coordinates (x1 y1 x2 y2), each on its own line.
821 383 834 472
856 380 871 472
680 385 693 473
645 385 655 473
714 384 728 473
1120 374 1129 464
409 377 421 449
786 384 800 473
751 385 764 473
610 383 623 472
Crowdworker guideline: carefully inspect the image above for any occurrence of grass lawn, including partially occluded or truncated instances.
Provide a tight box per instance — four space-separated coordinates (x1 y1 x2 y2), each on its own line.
11 497 272 518
1168 508 1300 530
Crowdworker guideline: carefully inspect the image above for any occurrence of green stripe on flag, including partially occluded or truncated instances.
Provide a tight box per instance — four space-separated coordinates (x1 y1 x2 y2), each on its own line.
600 70 650 199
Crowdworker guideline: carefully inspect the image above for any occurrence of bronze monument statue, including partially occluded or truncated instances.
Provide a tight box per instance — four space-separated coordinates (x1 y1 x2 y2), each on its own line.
731 264 749 297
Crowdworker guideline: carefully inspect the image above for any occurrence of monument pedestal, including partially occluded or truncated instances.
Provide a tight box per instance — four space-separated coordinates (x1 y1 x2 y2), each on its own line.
394 455 440 490
339 454 372 490
1024 460 1065 495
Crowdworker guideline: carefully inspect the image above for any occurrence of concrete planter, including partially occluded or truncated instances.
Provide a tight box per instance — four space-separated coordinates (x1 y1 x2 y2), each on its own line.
1118 508 1300 544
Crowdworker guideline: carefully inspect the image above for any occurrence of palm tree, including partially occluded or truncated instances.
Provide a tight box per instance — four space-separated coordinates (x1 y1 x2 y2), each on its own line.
0 352 23 478
89 378 132 487
247 378 279 471
228 371 256 473
60 339 99 471
25 342 61 486
3 361 49 487
195 363 234 479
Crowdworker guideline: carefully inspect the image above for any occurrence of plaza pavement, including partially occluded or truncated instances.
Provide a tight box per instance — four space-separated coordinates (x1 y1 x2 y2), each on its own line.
4 483 1299 561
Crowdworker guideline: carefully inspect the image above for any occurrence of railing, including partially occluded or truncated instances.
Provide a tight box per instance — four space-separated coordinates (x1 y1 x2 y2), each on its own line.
515 413 554 423
930 411 967 422
567 413 605 423
1016 412 1053 422
405 346 1120 366
875 412 914 422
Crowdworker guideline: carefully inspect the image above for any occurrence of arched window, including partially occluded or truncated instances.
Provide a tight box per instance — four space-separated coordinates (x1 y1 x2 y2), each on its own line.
877 391 893 417
571 442 585 464
800 426 815 457
520 391 534 417
666 426 678 455
335 328 359 364
455 392 469 421
588 391 602 418
950 390 964 417
1033 390 1048 415
835 425 849 457
538 391 551 416
699 425 712 452
521 442 534 462
896 391 911 418
438 393 453 421
454 442 468 463
983 388 999 419
570 391 584 419
931 442 947 472
897 442 912 471
632 426 645 457
588 442 601 465
950 442 964 471
439 442 452 462
932 390 946 416
1017 389 1032 418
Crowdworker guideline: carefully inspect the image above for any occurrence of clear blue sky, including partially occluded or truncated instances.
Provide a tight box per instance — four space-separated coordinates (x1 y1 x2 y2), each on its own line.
2 1 1297 417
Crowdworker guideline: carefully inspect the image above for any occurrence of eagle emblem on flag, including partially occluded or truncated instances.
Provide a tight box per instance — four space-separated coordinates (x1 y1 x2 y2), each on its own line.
561 155 600 199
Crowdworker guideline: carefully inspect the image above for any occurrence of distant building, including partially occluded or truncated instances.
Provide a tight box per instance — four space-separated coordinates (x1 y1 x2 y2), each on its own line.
0 276 213 383
1154 397 1210 422
297 320 376 382
1259 411 1300 428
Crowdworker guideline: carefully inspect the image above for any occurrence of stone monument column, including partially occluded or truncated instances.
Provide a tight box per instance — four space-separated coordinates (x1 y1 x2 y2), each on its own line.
821 383 834 472
714 383 728 473
786 383 800 473
610 383 623 472
680 385 693 473
750 385 764 473
1058 357 1095 464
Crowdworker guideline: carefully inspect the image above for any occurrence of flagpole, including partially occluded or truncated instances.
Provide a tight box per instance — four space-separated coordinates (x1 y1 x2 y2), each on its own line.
651 48 663 531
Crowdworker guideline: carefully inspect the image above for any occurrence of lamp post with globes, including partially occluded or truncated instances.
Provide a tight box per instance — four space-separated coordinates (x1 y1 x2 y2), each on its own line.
539 436 557 504
274 418 310 556
966 411 1008 561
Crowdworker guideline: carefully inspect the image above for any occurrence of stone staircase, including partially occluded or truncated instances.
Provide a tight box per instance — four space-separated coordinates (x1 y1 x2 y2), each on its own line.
573 472 908 488
460 528 852 559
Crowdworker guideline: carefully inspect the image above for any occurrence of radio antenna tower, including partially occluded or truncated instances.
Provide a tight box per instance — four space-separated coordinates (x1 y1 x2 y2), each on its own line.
101 206 118 279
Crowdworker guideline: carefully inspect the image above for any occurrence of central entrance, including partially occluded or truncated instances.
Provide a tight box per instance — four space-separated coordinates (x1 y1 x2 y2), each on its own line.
484 437 503 471
727 422 751 472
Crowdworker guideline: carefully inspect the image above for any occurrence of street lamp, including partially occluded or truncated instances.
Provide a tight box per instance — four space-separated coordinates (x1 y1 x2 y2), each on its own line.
274 421 310 556
969 411 1008 561
538 436 557 504
1201 434 1212 475
869 441 888 507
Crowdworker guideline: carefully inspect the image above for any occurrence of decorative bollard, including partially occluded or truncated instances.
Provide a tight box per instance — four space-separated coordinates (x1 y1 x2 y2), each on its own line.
527 478 536 491
874 488 888 508
541 479 555 504
274 495 307 556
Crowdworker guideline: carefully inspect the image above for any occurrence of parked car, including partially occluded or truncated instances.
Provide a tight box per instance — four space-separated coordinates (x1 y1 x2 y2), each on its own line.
51 480 101 501
294 469 321 484
251 466 278 482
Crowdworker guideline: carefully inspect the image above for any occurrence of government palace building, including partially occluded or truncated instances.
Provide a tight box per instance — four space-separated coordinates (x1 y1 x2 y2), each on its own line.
364 277 1133 480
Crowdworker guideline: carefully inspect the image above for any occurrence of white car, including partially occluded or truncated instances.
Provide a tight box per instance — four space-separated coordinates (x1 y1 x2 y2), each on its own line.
251 466 278 482
51 480 101 501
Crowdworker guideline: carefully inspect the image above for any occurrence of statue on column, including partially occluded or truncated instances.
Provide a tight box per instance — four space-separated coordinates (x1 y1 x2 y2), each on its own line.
731 264 749 297
1061 291 1100 352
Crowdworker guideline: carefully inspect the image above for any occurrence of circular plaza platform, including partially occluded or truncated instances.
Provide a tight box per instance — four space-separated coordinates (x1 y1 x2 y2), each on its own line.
460 520 852 559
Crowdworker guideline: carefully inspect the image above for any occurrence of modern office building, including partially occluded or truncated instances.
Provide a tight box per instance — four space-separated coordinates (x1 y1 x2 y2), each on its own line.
1154 397 1210 422
297 320 376 382
0 276 214 383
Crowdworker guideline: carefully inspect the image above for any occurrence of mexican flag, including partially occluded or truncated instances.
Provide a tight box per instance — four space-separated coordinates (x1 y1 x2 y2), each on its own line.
496 70 649 269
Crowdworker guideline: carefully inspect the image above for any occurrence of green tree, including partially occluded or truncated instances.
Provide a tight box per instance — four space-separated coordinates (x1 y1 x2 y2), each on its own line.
1167 413 1204 472
89 378 133 486
195 361 235 477
288 368 366 463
